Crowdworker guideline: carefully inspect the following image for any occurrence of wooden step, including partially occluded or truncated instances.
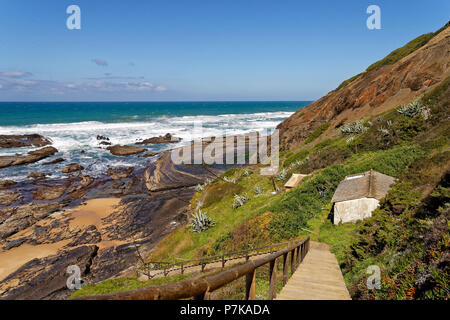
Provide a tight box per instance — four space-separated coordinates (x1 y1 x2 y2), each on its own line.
276 241 351 300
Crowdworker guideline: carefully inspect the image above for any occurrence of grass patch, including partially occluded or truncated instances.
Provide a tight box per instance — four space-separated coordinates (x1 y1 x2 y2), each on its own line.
70 274 190 298
304 123 330 144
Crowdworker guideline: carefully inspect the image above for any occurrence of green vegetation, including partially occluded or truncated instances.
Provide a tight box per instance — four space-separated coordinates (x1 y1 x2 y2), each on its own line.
70 274 190 298
78 75 448 299
366 33 436 71
334 23 449 90
335 73 361 91
304 123 330 144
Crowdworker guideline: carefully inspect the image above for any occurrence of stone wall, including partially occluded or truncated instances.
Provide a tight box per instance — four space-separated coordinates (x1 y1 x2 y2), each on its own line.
333 197 379 224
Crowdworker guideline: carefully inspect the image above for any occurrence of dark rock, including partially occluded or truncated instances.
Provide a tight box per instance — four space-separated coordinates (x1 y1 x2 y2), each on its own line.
144 151 222 192
3 238 27 250
0 147 58 169
0 180 16 190
62 163 84 174
27 172 46 180
43 158 65 165
106 145 147 156
107 167 133 180
0 245 98 300
0 202 65 240
67 225 101 247
32 185 68 201
0 191 21 206
139 152 158 158
99 141 112 146
0 134 52 148
136 133 181 145
96 135 110 141
80 176 94 188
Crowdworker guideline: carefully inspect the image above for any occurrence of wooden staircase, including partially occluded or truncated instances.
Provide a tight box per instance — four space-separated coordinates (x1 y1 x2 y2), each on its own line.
276 241 351 300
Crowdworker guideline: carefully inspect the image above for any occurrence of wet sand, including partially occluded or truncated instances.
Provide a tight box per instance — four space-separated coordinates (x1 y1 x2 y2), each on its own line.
0 198 122 282
0 241 70 281
68 198 121 229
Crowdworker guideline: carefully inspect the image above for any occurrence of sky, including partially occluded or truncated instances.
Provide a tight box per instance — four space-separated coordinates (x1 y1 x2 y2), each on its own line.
0 0 448 101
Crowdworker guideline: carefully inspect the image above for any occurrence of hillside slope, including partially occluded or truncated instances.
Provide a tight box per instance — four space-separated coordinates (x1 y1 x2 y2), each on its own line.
278 22 450 150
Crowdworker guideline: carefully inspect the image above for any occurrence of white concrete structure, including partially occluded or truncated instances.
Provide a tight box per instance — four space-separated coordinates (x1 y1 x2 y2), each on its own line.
331 170 395 225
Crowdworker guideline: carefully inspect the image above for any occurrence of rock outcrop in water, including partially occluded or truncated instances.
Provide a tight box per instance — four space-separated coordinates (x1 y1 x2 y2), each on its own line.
0 147 58 169
136 133 181 145
0 134 52 148
62 163 84 174
106 145 147 156
0 180 16 190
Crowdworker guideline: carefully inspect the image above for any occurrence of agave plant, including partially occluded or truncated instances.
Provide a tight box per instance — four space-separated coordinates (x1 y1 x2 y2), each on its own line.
397 98 423 117
233 193 249 209
203 178 213 186
346 136 355 144
225 176 238 184
243 170 252 177
190 210 215 233
378 126 390 137
275 169 288 181
254 185 263 195
340 120 369 135
287 159 304 170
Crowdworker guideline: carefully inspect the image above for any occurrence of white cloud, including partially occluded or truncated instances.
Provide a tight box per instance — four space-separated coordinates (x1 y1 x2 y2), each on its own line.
0 71 32 78
91 58 108 66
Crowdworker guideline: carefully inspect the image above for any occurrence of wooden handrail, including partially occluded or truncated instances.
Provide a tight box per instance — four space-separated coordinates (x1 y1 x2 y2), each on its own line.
144 239 297 277
76 237 310 300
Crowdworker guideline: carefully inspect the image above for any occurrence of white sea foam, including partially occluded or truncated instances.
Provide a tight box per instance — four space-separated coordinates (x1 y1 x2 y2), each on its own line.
0 111 294 181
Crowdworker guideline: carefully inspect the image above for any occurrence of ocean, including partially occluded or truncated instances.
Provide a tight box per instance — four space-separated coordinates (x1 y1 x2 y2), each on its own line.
0 101 310 181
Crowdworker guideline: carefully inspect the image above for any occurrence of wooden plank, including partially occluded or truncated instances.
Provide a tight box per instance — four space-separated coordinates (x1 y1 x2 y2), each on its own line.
277 241 351 300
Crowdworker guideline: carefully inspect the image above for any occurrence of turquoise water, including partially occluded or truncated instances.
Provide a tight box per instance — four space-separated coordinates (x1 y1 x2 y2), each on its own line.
0 101 308 126
0 101 310 181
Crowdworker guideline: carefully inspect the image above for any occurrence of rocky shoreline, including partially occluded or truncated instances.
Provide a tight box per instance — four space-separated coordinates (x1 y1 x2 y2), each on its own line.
0 133 224 300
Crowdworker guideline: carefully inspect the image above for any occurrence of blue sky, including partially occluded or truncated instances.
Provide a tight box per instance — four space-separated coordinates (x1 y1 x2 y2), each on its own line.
0 0 448 101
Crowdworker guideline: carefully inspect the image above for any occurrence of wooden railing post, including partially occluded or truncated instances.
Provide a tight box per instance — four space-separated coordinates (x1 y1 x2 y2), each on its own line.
269 258 277 300
282 253 289 286
301 243 305 261
194 290 210 300
296 246 301 266
245 269 256 300
181 262 184 275
222 254 225 268
290 249 296 276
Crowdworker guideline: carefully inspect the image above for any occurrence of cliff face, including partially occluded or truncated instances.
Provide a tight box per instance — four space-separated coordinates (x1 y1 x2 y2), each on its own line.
277 23 450 150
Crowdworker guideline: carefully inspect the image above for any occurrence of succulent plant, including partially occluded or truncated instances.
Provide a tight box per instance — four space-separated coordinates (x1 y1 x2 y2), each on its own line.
276 169 288 181
243 170 252 177
340 120 369 135
232 193 249 209
397 98 423 117
254 185 263 195
378 126 390 137
223 176 237 184
190 210 215 233
346 136 355 144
